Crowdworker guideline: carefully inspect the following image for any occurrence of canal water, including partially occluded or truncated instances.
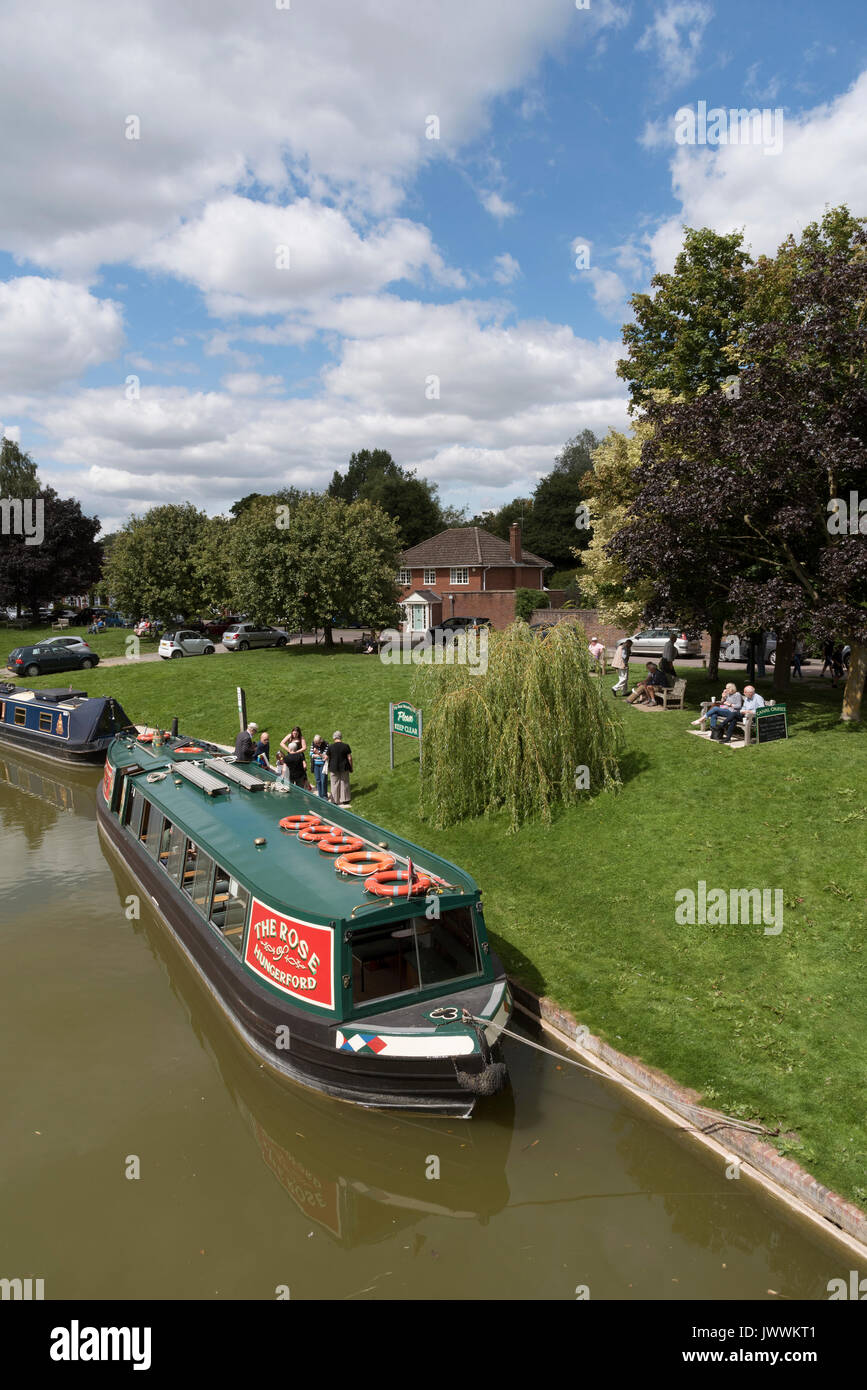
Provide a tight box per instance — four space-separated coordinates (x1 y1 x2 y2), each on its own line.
0 749 850 1300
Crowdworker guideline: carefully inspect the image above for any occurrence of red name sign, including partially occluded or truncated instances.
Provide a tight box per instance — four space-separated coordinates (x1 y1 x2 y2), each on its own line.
101 762 115 803
244 898 334 1009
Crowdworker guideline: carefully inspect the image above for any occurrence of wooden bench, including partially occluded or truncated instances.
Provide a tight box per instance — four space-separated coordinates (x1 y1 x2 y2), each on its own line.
660 677 687 710
51 619 70 629
697 702 756 744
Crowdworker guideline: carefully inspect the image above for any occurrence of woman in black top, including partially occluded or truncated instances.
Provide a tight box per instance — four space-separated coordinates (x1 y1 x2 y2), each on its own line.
284 740 307 786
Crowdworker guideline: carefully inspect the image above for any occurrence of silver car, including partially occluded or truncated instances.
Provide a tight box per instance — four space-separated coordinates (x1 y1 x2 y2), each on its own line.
629 627 703 658
222 622 288 651
159 629 216 659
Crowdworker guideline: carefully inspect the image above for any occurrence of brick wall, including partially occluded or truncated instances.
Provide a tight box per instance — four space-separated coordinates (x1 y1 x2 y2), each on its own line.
531 608 631 650
451 591 516 629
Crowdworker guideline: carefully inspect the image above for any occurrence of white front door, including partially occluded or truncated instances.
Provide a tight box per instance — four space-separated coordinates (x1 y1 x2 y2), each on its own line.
410 604 427 631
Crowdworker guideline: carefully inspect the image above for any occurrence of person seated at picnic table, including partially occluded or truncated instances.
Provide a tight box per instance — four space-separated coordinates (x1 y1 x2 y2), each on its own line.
693 683 743 740
625 661 670 704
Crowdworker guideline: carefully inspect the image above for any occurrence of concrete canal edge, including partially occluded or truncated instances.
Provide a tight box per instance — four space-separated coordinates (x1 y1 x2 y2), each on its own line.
508 979 867 1261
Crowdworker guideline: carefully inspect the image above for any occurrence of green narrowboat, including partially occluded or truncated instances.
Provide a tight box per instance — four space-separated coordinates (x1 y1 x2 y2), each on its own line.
96 731 512 1117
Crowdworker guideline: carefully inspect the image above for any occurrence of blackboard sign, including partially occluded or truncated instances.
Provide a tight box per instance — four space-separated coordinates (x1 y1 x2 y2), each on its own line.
756 704 788 743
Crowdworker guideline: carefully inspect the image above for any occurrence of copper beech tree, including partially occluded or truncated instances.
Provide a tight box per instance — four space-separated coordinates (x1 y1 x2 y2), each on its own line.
610 215 867 718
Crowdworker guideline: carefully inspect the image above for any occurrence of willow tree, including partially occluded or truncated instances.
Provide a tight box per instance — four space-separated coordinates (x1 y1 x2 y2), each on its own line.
412 622 623 833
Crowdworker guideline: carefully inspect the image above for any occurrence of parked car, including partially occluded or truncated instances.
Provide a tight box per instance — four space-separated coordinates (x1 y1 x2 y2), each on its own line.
7 636 99 677
425 616 492 641
202 615 246 640
222 622 288 651
721 633 778 664
159 629 216 660
628 628 703 658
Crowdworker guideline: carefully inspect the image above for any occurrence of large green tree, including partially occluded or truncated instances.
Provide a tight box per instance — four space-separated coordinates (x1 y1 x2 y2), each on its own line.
617 227 752 409
226 494 403 646
328 449 444 548
103 503 211 622
521 430 598 566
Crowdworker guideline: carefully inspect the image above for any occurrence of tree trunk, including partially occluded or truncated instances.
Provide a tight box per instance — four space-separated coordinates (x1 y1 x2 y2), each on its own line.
755 632 766 679
841 643 867 722
323 620 334 650
773 633 795 696
707 625 723 683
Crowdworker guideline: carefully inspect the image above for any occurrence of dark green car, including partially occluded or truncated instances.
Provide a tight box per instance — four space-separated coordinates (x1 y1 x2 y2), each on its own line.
7 636 100 678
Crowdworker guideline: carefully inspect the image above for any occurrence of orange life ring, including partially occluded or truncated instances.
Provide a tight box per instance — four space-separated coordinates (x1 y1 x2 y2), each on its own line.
279 814 323 833
298 823 339 843
136 732 155 743
334 850 396 875
364 869 433 897
174 745 203 754
318 833 364 855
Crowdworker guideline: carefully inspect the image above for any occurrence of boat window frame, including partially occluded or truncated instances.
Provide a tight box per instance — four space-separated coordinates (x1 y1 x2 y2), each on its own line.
38 711 53 732
141 803 163 861
125 786 145 839
181 838 215 918
208 865 249 956
14 705 27 726
348 905 485 1010
159 820 186 884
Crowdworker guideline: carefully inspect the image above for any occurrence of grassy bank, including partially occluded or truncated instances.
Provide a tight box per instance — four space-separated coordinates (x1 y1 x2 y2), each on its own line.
10 635 866 1206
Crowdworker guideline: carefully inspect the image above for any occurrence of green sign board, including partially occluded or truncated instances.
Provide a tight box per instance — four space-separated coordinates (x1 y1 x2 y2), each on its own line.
389 701 423 770
392 701 420 738
755 703 788 744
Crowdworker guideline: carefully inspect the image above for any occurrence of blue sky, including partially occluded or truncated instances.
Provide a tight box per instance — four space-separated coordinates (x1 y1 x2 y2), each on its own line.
0 0 864 533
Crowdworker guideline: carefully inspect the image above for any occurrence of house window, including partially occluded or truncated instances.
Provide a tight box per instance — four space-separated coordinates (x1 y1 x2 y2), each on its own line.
397 569 411 585
450 568 469 585
423 568 436 586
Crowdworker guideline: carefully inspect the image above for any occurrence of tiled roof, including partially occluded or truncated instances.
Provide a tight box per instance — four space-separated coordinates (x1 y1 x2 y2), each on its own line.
400 527 550 568
403 589 442 602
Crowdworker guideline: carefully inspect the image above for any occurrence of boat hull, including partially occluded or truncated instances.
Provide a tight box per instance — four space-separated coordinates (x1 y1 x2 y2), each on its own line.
97 800 510 1118
0 724 110 764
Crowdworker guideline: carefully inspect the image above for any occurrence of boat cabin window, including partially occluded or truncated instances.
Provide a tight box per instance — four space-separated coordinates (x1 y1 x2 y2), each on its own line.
124 786 145 838
14 706 26 726
208 867 248 955
182 840 215 915
39 711 53 732
139 802 162 860
351 908 482 1005
159 820 185 883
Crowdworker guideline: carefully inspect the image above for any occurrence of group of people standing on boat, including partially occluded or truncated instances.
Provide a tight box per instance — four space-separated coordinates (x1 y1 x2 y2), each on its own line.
233 722 353 805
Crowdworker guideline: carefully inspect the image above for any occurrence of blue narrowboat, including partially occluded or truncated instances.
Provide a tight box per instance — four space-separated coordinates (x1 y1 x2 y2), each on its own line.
0 684 134 764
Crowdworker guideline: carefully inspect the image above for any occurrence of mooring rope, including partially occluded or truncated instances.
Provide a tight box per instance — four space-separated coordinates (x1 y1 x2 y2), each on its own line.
475 1017 779 1138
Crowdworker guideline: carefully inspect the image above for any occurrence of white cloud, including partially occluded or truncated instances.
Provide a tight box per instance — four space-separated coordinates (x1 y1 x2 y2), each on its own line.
480 191 518 220
142 196 464 316
492 253 521 284
649 70 867 272
587 268 630 320
636 1 713 86
0 0 608 274
221 373 284 396
33 299 628 528
0 279 124 392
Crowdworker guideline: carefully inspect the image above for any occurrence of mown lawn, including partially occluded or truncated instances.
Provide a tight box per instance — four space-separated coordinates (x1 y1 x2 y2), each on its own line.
11 638 866 1206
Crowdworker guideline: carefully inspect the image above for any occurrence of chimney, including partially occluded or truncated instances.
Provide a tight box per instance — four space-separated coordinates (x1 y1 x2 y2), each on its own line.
509 520 522 564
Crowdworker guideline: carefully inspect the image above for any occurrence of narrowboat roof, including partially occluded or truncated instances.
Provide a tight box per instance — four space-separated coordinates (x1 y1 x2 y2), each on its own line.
108 734 478 927
1 687 133 743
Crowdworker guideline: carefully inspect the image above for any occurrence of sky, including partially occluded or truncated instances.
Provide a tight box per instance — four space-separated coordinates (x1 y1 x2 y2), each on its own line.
0 0 865 535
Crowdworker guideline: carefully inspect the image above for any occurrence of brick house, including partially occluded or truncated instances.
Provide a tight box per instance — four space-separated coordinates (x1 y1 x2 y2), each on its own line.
397 523 551 632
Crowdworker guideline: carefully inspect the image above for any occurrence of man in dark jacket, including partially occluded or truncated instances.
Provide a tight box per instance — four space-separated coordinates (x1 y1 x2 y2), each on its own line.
234 721 258 761
328 730 353 806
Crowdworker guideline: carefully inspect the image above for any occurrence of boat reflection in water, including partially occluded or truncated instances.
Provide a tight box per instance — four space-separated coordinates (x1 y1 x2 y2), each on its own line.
99 826 514 1247
0 745 99 832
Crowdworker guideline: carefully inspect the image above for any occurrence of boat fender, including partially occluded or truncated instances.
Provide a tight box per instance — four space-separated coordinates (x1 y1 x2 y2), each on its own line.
454 1060 509 1097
